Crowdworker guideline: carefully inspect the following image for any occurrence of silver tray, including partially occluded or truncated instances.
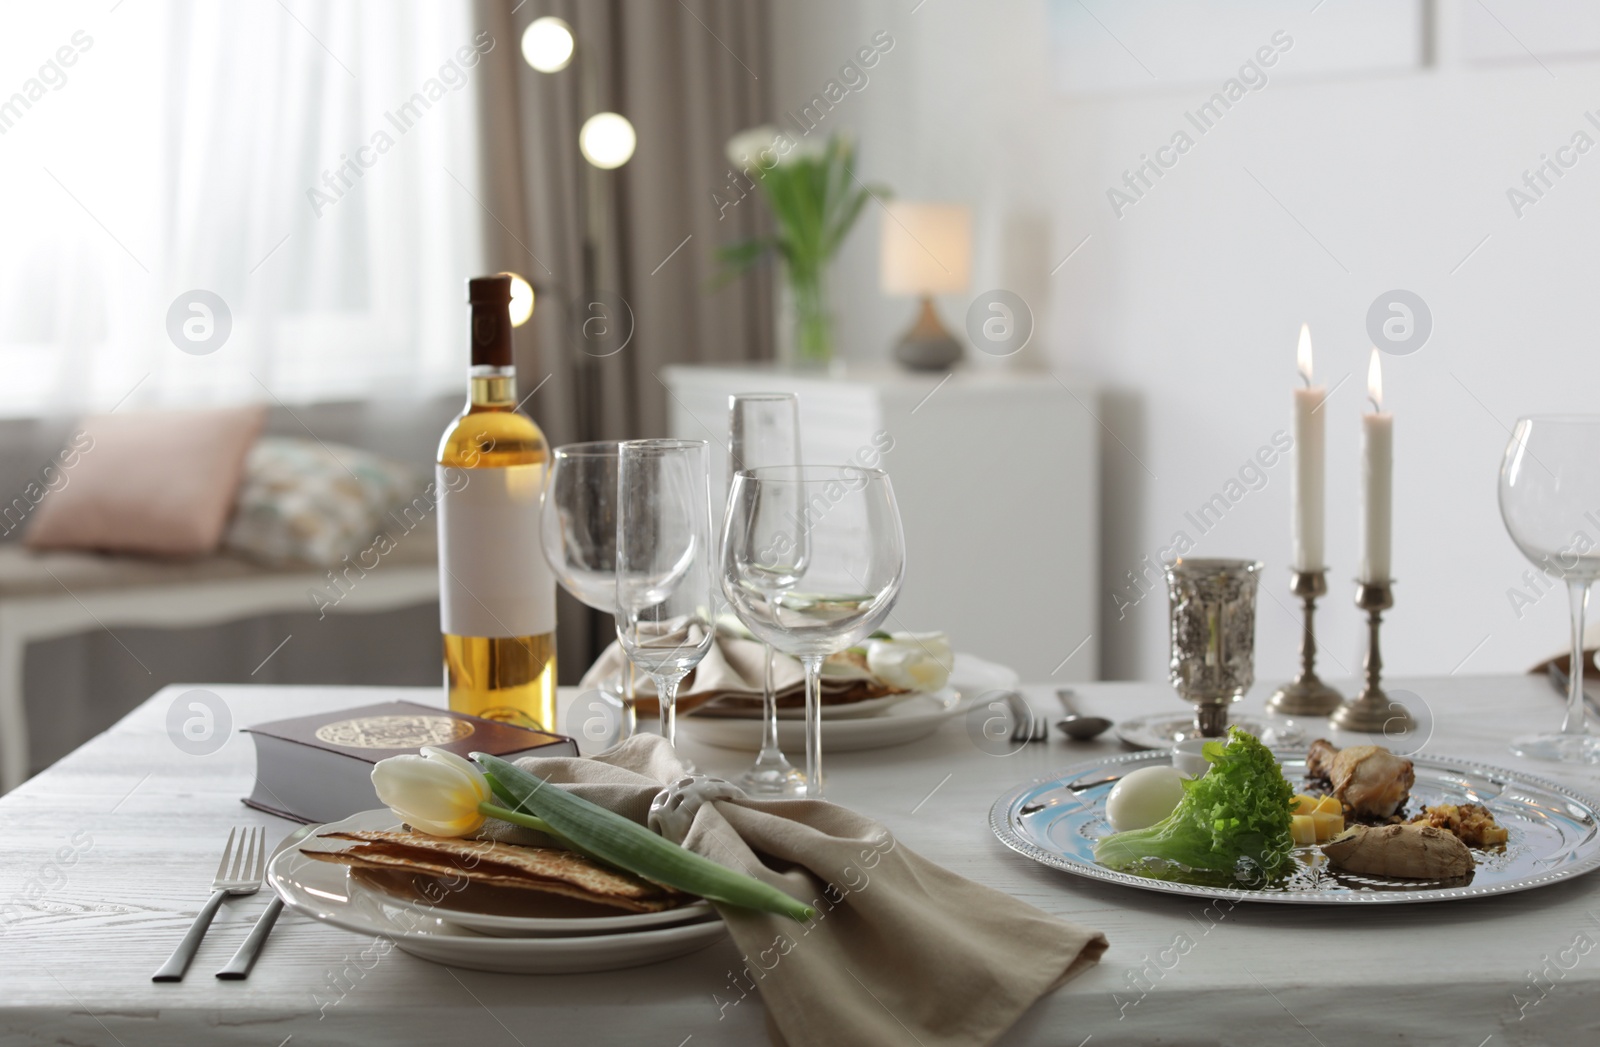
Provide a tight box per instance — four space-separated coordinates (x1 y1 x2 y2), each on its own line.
990 749 1600 904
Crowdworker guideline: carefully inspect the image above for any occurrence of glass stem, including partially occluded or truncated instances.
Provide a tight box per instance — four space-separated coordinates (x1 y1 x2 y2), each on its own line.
657 672 684 748
622 659 638 741
759 644 783 759
801 654 824 798
1565 579 1591 736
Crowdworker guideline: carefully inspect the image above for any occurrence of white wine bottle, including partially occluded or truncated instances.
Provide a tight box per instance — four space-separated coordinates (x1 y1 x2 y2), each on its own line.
435 275 557 730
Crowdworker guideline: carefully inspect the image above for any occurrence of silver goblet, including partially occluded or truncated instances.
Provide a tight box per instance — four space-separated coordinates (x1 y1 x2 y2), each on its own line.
1165 558 1264 738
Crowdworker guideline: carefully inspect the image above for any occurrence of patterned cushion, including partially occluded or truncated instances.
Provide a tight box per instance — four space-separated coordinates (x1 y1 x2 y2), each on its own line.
223 437 422 568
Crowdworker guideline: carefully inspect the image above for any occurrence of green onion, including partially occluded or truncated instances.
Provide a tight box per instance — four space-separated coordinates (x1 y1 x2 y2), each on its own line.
472 752 814 922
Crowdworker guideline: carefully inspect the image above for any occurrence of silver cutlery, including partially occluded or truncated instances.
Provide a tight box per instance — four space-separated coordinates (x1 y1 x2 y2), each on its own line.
215 824 315 980
1054 688 1113 741
153 826 266 983
1006 691 1048 744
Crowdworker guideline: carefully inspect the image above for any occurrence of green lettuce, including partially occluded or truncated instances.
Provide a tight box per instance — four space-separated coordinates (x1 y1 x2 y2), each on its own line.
1094 726 1295 887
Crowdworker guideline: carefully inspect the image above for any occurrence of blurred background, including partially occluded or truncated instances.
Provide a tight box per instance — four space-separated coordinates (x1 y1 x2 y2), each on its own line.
0 0 1592 778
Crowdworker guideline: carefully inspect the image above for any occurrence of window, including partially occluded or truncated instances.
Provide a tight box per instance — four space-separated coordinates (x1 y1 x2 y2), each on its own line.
0 0 489 417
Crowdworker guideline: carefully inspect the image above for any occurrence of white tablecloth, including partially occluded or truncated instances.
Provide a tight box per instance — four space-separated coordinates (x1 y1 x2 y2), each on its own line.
2 676 1598 1046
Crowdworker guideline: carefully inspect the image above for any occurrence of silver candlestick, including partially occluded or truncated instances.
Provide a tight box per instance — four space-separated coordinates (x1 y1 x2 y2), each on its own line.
1268 568 1343 716
1331 579 1415 732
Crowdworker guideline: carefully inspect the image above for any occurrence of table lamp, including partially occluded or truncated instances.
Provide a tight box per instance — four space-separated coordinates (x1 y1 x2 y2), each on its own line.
879 202 972 371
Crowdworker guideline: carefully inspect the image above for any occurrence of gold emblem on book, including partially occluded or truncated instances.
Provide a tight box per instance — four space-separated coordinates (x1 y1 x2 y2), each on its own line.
315 715 475 749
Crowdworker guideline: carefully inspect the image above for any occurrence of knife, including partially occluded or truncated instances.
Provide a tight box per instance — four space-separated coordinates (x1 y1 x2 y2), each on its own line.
215 823 316 980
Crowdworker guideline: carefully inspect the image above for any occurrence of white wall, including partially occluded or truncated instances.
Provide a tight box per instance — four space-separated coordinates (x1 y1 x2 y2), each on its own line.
767 0 1600 684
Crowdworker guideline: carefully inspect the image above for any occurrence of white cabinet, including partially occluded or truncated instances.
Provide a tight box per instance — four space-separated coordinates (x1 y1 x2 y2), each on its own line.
662 364 1100 681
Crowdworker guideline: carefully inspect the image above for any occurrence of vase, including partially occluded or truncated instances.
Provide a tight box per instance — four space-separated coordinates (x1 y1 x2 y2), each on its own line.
786 268 834 366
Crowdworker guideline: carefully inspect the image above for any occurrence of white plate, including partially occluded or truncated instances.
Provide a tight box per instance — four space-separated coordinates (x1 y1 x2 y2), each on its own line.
269 811 729 972
680 653 1019 753
701 689 919 721
321 812 717 936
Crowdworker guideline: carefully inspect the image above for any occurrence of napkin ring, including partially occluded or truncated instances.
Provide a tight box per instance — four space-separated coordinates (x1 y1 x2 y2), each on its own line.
648 775 745 844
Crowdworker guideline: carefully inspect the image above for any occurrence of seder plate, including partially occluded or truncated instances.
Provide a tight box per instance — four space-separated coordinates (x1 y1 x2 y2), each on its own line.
990 749 1600 904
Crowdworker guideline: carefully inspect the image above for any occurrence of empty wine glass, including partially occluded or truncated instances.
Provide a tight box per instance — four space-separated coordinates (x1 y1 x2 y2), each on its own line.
616 439 716 748
539 441 635 742
1500 417 1600 764
728 394 807 796
722 465 905 798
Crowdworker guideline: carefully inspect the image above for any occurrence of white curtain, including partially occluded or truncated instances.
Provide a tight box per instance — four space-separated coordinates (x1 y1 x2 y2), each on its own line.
0 0 487 418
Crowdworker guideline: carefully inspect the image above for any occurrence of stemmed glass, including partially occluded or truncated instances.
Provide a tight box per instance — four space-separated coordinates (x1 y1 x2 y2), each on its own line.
1499 417 1600 764
616 439 716 748
539 441 635 743
722 465 905 797
728 394 807 795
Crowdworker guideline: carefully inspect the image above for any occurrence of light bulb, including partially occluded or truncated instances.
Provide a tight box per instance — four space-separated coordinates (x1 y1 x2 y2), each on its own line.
521 17 574 73
579 112 636 170
502 272 535 327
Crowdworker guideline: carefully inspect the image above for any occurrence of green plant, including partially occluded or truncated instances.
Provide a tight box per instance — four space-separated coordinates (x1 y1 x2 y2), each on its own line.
717 131 887 363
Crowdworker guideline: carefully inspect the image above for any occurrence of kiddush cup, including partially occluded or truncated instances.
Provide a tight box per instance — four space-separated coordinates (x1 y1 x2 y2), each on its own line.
1165 558 1263 737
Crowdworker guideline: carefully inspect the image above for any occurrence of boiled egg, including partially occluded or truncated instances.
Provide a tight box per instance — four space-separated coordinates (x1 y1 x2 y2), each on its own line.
1105 766 1188 832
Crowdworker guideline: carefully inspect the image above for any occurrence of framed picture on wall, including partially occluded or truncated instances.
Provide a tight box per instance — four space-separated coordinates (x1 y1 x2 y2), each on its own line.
1048 0 1427 97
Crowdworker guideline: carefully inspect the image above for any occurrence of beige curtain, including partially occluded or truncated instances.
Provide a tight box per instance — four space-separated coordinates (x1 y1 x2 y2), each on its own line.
473 0 775 679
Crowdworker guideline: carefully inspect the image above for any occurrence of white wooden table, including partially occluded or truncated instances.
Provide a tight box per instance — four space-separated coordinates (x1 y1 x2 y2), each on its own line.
2 676 1598 1046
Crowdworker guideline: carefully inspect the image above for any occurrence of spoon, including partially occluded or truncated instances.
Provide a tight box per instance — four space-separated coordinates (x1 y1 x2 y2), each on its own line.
1054 688 1113 741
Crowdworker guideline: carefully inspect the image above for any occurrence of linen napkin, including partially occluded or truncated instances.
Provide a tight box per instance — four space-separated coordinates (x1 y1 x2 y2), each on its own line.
579 632 903 715
495 736 1107 1047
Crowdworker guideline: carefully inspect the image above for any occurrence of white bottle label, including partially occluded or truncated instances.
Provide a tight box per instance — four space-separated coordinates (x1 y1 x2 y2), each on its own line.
436 463 556 637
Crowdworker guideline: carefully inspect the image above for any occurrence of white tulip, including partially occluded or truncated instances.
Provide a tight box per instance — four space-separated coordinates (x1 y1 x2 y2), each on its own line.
866 632 954 692
785 131 831 162
726 124 782 168
370 746 492 837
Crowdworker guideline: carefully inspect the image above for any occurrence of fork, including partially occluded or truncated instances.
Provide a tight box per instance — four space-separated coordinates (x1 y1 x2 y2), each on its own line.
153 826 266 982
1006 691 1048 745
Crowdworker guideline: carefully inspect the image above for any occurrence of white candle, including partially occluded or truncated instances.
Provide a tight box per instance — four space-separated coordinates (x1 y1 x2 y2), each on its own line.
1291 324 1325 572
1361 348 1393 583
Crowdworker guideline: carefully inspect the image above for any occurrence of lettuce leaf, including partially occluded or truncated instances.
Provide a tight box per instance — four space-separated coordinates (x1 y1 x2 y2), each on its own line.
1093 726 1295 886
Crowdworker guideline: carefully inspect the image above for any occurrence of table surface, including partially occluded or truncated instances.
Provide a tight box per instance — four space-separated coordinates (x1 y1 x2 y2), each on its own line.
3 676 1599 1047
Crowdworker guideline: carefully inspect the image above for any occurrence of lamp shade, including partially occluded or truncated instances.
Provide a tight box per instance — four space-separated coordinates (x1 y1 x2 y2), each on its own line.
879 202 972 296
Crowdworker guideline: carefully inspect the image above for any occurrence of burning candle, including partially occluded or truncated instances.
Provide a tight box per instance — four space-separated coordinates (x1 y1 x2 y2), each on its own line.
1361 349 1393 584
1291 324 1325 572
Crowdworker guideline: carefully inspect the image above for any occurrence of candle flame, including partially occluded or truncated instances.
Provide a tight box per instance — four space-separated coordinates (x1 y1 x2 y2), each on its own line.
1367 348 1383 411
1296 324 1313 385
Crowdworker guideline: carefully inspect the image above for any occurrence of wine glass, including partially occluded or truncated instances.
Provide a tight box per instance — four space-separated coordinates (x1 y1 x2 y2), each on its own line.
616 439 716 748
1499 417 1600 764
539 441 635 743
721 465 905 798
728 394 807 795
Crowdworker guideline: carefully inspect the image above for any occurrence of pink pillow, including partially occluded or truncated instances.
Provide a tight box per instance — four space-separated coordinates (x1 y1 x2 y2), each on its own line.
24 405 267 557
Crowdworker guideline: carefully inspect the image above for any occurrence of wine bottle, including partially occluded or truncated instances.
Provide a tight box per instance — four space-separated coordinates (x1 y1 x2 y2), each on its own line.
435 275 557 730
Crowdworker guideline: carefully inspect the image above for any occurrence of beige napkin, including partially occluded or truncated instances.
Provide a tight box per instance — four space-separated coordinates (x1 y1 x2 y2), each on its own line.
581 632 890 712
496 736 1107 1047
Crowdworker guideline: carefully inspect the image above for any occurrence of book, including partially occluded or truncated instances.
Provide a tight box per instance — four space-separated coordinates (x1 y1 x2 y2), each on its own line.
242 700 577 824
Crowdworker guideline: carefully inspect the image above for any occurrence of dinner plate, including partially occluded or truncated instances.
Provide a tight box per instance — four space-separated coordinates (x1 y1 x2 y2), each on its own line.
679 653 1019 753
685 689 919 722
310 811 719 938
269 811 729 971
1113 711 1286 751
990 749 1600 905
